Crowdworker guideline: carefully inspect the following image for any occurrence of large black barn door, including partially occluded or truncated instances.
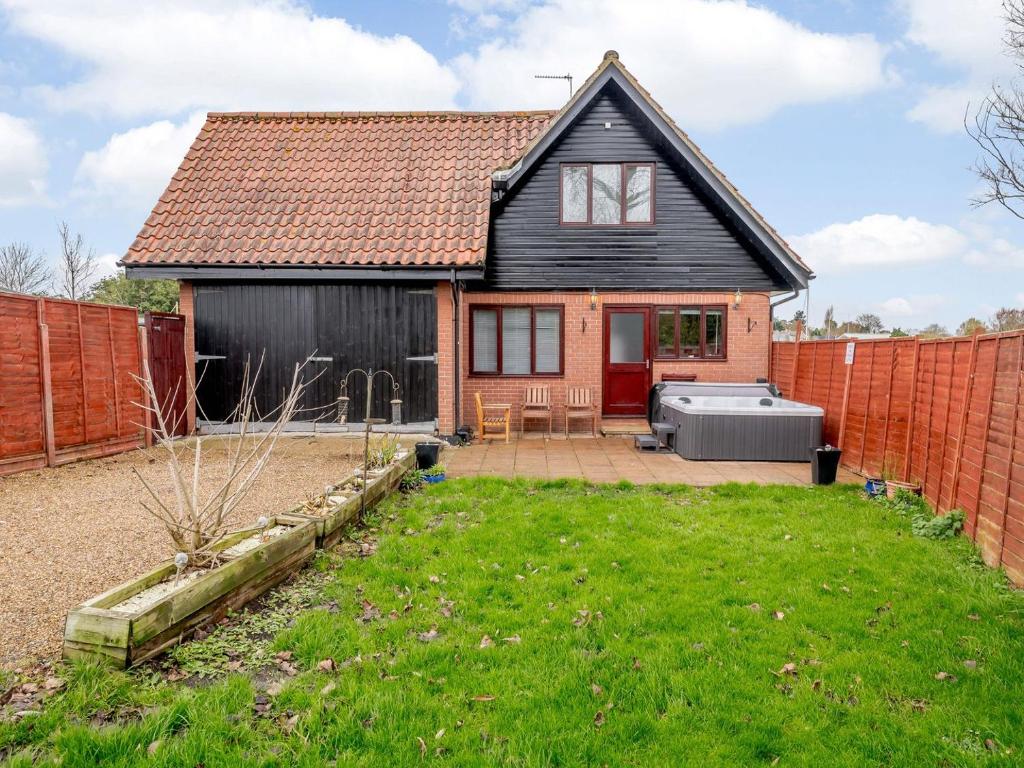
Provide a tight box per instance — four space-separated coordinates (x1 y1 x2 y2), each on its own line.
193 283 438 425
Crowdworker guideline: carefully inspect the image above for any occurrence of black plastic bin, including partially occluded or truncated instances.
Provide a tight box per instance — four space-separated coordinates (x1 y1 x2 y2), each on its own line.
811 446 842 485
415 442 441 470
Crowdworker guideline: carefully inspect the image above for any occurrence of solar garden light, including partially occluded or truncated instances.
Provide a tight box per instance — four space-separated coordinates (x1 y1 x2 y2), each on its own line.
391 397 402 425
256 515 270 542
173 552 188 587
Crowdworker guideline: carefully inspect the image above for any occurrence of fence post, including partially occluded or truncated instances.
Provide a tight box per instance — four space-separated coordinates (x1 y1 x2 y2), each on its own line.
838 342 854 452
921 344 939 495
138 322 153 448
902 337 921 482
36 299 56 466
974 337 1001 542
995 334 1024 569
948 330 981 513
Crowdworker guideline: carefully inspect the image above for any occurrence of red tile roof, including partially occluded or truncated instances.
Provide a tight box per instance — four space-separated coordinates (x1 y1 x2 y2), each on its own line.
123 111 555 268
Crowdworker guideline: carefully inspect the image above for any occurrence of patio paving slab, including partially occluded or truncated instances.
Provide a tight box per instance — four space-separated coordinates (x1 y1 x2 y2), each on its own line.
447 437 860 486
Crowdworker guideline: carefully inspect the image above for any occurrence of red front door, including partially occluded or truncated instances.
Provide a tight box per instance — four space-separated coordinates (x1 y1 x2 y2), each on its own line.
602 307 651 416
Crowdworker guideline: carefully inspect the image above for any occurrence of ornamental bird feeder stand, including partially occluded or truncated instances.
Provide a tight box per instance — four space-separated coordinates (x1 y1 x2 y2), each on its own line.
337 368 402 518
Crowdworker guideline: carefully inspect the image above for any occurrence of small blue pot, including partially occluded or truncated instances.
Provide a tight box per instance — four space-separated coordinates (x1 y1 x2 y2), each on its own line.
424 473 446 484
864 478 886 497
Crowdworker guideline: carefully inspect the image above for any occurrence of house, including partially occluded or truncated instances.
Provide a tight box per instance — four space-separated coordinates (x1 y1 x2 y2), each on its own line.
122 51 812 436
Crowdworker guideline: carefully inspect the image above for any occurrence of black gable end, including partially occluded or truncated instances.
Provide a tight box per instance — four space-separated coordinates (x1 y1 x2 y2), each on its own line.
485 82 792 292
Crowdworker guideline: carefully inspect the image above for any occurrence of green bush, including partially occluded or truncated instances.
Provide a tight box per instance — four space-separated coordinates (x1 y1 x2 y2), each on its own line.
877 488 965 540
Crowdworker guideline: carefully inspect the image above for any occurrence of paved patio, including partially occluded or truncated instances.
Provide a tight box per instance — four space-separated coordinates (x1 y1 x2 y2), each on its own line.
447 436 860 486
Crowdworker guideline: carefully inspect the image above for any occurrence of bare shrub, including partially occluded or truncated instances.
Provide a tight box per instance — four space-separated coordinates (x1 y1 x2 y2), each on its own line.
132 355 319 566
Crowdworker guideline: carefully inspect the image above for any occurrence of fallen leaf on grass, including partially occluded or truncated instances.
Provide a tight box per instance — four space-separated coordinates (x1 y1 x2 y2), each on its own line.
275 651 293 662
963 659 977 669
266 682 284 696
417 736 427 756
471 695 496 702
479 635 494 649
418 626 441 643
503 635 521 644
772 611 785 621
317 658 337 672
147 740 161 755
591 684 603 696
42 677 65 692
632 657 642 671
226 660 243 672
429 575 440 584
357 600 381 624
281 713 299 734
778 663 798 677
279 661 298 677
321 682 336 696
934 671 957 682
594 710 605 728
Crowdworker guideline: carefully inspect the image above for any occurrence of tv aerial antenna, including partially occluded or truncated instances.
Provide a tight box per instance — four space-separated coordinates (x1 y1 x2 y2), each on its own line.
534 73 573 99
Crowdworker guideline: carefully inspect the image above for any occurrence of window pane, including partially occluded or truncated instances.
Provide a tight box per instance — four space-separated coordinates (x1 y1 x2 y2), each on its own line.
680 309 701 357
705 310 724 357
534 309 561 373
561 166 588 222
591 164 622 224
502 307 531 374
625 165 652 222
609 312 645 363
656 309 676 357
472 309 498 372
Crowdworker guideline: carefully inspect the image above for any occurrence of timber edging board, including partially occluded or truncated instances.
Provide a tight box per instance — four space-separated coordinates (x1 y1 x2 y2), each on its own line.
62 516 316 668
61 449 425 668
280 450 418 548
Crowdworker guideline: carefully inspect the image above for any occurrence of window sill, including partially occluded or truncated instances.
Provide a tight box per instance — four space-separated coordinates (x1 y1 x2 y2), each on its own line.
469 372 565 379
654 357 727 363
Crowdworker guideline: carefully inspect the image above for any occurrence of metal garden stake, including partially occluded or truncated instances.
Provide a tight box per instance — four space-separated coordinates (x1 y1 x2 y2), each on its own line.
337 368 401 519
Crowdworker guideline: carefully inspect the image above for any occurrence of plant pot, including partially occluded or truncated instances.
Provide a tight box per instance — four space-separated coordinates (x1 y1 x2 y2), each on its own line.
864 478 886 497
281 451 416 547
415 442 441 470
63 516 316 668
884 480 922 499
424 473 446 484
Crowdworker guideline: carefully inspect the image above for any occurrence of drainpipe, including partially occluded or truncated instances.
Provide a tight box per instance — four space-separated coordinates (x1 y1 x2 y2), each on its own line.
450 268 461 436
769 287 801 383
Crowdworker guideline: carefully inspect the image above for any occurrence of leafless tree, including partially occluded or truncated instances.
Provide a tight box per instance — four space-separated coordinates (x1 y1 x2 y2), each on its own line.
968 1 1024 218
0 242 50 294
131 354 320 566
56 220 97 300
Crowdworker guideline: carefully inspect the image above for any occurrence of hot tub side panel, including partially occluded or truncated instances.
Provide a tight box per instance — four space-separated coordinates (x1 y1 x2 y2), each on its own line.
672 411 822 461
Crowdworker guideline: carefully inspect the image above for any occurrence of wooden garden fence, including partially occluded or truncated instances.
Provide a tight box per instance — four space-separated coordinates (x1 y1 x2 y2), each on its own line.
771 329 1024 584
0 291 186 477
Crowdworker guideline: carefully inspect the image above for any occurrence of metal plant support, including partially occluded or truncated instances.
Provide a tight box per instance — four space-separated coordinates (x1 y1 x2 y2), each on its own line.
337 368 402 519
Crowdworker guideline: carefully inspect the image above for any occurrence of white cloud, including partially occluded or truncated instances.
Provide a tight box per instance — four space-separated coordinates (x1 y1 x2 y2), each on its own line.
1015 292 1024 304
878 293 947 319
2 0 460 117
75 112 205 208
789 214 967 273
899 0 1010 132
453 0 893 130
0 112 47 205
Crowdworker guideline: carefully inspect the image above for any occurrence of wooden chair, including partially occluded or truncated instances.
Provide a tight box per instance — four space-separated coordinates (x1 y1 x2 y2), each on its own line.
520 385 552 438
565 387 598 437
474 392 511 443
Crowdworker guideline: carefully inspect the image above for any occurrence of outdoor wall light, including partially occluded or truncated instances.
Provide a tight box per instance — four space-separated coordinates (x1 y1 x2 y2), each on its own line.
733 289 742 309
590 288 598 311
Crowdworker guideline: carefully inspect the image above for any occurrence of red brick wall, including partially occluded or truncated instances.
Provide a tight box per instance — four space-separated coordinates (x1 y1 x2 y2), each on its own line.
439 290 771 434
178 281 197 434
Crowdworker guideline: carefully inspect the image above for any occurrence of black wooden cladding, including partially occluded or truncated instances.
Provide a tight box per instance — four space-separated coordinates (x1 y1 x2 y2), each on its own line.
192 283 437 424
487 82 790 291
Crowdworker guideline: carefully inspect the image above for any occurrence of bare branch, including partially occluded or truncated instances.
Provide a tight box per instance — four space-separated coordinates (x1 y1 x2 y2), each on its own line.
56 221 97 300
0 242 50 295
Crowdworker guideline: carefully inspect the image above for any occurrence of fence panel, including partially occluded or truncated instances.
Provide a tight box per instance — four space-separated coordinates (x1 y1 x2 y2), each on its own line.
773 329 1024 586
0 292 186 477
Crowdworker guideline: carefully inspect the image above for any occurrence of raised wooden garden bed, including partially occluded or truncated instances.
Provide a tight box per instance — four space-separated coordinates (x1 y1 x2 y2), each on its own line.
62 516 316 668
280 449 417 548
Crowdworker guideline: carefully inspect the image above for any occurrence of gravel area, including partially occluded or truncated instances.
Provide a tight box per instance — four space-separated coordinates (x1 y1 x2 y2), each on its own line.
0 434 378 668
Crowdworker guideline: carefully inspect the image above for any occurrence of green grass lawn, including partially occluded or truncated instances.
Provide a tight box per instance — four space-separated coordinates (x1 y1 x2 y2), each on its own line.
3 479 1024 766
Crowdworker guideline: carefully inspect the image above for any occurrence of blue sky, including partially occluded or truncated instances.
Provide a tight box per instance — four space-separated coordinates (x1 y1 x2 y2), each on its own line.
1 0 1022 331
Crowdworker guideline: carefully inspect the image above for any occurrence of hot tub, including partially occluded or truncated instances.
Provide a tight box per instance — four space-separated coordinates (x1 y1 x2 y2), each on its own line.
660 394 823 462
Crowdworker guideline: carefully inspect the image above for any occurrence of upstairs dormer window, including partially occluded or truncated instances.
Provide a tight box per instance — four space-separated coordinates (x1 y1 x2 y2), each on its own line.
560 163 654 225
